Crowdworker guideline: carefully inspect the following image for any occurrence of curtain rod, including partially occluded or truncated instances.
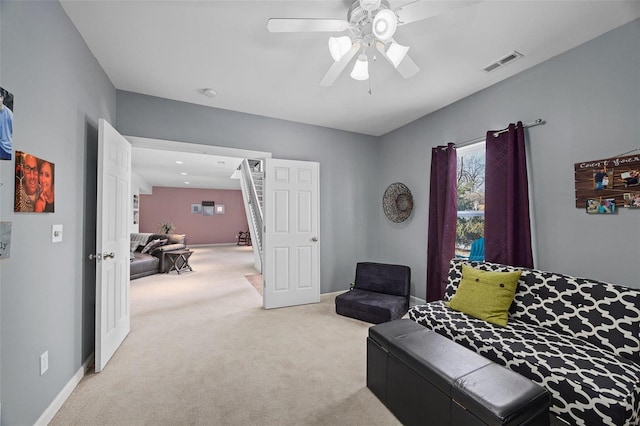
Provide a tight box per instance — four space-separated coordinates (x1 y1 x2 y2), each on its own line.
454 119 545 149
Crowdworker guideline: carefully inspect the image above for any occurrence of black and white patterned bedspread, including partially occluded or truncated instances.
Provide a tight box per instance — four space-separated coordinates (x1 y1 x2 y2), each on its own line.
444 259 640 365
409 301 640 426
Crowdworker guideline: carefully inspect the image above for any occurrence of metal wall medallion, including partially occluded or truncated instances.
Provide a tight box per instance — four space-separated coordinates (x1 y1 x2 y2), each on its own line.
383 182 414 223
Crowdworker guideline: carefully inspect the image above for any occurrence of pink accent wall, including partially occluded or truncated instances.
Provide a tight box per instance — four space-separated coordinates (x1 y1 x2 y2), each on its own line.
139 187 249 245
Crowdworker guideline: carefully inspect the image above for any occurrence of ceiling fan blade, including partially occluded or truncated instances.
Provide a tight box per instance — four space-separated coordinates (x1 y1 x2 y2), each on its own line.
267 18 349 33
320 43 360 87
396 54 419 79
395 1 482 26
375 41 419 79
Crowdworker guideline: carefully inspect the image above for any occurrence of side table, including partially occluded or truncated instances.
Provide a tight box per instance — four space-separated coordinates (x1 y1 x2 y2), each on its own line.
164 249 194 274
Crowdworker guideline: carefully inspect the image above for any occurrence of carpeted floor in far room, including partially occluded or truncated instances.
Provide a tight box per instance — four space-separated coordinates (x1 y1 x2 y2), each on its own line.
51 245 400 426
244 272 263 296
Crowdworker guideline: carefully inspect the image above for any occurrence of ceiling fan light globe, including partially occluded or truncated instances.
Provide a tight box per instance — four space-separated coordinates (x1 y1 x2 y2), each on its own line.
328 36 353 62
373 9 397 41
350 54 369 81
387 42 410 68
359 0 382 12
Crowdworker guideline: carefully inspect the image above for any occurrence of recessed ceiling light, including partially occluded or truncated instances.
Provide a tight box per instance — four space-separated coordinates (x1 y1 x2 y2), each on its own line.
181 172 188 176
201 88 217 98
184 181 190 185
176 161 183 164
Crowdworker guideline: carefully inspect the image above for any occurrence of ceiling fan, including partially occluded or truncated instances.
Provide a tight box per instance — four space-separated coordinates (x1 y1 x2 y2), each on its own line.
267 0 479 86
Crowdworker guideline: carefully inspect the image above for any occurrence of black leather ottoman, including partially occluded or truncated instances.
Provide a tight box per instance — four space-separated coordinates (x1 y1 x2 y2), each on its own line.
367 319 550 426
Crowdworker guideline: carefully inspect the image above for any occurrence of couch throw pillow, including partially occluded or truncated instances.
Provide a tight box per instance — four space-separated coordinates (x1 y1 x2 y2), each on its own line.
150 239 169 255
141 238 163 254
446 264 522 327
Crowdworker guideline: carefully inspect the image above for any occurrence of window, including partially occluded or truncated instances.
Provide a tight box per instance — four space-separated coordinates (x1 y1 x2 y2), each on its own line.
456 142 485 258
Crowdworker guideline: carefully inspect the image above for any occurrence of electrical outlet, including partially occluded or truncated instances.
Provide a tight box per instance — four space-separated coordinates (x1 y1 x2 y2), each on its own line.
40 351 49 376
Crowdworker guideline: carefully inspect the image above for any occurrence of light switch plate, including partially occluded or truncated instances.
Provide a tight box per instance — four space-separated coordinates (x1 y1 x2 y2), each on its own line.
51 224 63 243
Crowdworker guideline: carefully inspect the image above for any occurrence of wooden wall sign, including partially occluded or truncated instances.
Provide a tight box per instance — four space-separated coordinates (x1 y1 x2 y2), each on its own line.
574 153 640 209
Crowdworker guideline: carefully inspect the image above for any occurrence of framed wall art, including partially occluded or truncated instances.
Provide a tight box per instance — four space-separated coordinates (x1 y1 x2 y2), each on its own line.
586 198 616 214
0 221 11 259
0 86 14 161
202 200 215 216
14 151 55 213
575 152 640 209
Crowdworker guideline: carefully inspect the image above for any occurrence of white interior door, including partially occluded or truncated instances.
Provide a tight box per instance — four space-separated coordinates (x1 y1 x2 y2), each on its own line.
263 159 320 309
95 118 131 372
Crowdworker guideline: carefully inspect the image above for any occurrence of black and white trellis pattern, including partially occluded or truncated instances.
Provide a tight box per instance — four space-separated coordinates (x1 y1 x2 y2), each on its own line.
409 258 640 426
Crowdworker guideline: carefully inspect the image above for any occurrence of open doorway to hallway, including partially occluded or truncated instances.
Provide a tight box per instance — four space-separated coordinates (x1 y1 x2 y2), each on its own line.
127 136 269 290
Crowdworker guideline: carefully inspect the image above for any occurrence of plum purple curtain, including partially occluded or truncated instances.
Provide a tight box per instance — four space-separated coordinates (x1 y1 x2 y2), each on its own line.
426 143 457 301
484 122 533 268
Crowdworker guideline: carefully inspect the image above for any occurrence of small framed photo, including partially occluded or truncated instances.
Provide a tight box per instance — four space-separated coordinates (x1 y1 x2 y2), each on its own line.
133 194 139 209
626 193 640 208
593 169 614 190
14 150 55 212
0 86 14 161
586 198 616 214
203 205 214 216
0 221 11 259
621 170 640 188
191 203 201 214
215 204 225 214
133 210 139 224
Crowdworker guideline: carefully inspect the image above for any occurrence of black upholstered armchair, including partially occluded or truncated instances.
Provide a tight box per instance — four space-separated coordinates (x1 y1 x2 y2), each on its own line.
335 262 411 324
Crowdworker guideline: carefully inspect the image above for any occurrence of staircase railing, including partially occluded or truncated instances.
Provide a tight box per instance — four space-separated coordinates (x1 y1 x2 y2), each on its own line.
240 159 263 262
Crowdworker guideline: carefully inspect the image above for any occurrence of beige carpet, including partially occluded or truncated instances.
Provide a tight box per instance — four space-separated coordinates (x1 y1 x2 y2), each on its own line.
51 245 400 426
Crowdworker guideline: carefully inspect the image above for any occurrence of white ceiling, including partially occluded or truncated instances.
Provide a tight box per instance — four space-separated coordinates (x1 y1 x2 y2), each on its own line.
60 0 640 188
128 136 271 190
131 147 244 190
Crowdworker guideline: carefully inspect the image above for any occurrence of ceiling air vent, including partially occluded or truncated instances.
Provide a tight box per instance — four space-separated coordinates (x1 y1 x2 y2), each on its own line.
483 51 523 73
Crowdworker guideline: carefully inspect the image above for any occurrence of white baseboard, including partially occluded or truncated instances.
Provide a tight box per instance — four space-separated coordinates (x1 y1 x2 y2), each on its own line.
323 291 426 308
188 243 237 248
410 295 426 307
34 353 94 426
322 290 351 297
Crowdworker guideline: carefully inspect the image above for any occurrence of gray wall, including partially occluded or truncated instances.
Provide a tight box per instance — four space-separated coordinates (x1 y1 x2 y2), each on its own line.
0 1 116 424
116 91 380 295
1 1 638 424
375 18 640 300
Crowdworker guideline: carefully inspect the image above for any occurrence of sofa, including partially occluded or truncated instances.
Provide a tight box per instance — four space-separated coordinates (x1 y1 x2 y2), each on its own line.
130 232 187 279
409 258 640 426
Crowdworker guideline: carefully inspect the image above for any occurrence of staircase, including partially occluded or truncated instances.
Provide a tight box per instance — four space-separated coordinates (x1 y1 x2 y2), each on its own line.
239 159 263 272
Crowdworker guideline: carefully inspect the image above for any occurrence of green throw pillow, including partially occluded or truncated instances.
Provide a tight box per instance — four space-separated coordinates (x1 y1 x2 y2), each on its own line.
446 264 522 327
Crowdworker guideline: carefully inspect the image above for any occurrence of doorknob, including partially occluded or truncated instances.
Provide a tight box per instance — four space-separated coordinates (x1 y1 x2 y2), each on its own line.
103 252 115 259
88 253 102 261
311 237 318 242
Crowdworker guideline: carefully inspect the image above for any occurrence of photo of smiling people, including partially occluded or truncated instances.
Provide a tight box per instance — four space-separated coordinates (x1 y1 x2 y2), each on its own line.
14 151 55 213
0 87 14 160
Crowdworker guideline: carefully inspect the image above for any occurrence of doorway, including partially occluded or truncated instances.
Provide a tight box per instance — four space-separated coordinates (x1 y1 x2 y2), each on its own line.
127 136 270 287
